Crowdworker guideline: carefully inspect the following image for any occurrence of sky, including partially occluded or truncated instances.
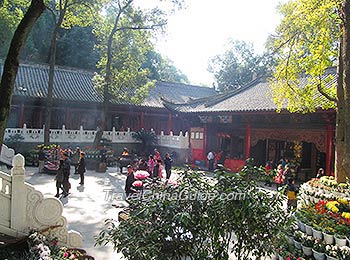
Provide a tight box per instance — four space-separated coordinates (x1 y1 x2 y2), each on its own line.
154 0 287 86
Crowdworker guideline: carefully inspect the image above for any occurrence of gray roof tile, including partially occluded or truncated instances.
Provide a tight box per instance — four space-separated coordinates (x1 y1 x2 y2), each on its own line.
0 62 216 107
164 68 337 113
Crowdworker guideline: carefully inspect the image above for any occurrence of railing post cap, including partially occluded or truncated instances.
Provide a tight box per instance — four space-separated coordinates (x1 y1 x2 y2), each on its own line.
13 154 24 167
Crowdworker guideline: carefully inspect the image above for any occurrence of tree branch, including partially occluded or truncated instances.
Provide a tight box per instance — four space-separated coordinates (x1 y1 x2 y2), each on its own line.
317 75 337 102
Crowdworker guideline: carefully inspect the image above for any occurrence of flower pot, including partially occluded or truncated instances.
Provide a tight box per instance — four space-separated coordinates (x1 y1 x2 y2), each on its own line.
302 245 313 256
322 232 334 245
313 228 323 240
326 255 338 260
297 221 306 232
335 235 347 246
287 235 294 245
312 249 325 260
294 239 302 249
305 224 313 236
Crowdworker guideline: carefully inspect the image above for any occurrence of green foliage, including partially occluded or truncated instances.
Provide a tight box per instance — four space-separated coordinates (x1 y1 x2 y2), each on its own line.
143 50 189 84
94 0 184 105
269 0 339 113
55 25 99 69
0 0 30 57
209 39 271 92
131 129 157 155
96 166 292 259
4 133 24 151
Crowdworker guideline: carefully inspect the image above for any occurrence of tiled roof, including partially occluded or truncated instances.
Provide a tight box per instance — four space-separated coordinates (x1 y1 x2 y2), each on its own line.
0 62 216 107
164 69 337 113
0 62 103 103
143 81 217 108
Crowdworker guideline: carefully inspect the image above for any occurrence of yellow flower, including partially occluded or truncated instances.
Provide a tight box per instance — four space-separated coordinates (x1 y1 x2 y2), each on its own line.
342 212 350 219
338 198 348 205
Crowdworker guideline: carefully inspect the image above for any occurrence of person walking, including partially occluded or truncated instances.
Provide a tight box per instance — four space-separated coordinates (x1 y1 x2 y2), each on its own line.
77 152 86 185
164 153 173 179
61 152 71 197
55 159 67 197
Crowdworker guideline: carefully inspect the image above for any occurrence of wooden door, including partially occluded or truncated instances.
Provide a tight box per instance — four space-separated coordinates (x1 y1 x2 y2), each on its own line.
190 127 205 162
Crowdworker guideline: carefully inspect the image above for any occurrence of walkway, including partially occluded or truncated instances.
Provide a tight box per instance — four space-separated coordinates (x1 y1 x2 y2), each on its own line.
25 166 126 259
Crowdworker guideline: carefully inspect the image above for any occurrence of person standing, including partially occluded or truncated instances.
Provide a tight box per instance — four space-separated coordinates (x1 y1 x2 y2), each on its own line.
147 155 155 174
72 147 81 174
125 165 136 197
316 168 325 178
286 178 298 212
207 150 215 172
283 164 292 184
77 152 86 185
61 152 71 197
154 148 161 161
55 160 66 197
164 153 173 179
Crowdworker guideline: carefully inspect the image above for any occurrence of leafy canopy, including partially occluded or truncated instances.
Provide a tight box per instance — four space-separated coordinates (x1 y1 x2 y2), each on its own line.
94 0 184 104
269 0 340 113
209 40 270 92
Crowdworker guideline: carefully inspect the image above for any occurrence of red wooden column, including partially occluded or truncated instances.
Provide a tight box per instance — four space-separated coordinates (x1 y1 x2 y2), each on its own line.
326 124 333 175
167 113 172 134
140 112 145 129
245 124 251 159
203 124 207 161
19 103 25 127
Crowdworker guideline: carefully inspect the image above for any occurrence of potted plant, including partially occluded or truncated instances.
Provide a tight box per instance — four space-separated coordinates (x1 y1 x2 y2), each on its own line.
334 225 348 247
322 225 335 245
312 224 323 240
295 211 306 232
301 234 314 256
293 230 303 250
338 245 350 259
325 244 340 260
312 238 326 260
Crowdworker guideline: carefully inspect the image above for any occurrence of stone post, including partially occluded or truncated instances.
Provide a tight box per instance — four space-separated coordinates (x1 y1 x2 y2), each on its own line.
79 125 84 142
10 154 26 232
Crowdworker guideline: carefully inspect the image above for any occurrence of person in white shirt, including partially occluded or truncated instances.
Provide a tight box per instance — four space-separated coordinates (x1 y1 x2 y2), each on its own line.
207 150 215 172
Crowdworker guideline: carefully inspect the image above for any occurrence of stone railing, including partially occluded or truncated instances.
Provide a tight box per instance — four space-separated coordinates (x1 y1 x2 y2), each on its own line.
157 131 189 149
0 154 82 247
0 144 15 166
5 125 190 150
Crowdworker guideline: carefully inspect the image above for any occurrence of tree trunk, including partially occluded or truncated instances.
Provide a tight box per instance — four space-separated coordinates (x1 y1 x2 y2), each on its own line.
336 0 350 183
0 0 45 150
43 24 59 145
94 8 124 149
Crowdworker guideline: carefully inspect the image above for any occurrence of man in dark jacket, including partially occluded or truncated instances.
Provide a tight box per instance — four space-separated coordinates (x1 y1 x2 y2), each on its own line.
164 153 173 179
125 165 136 197
61 152 71 197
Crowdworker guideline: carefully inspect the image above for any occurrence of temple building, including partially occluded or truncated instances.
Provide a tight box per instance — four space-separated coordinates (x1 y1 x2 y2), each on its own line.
3 62 336 179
